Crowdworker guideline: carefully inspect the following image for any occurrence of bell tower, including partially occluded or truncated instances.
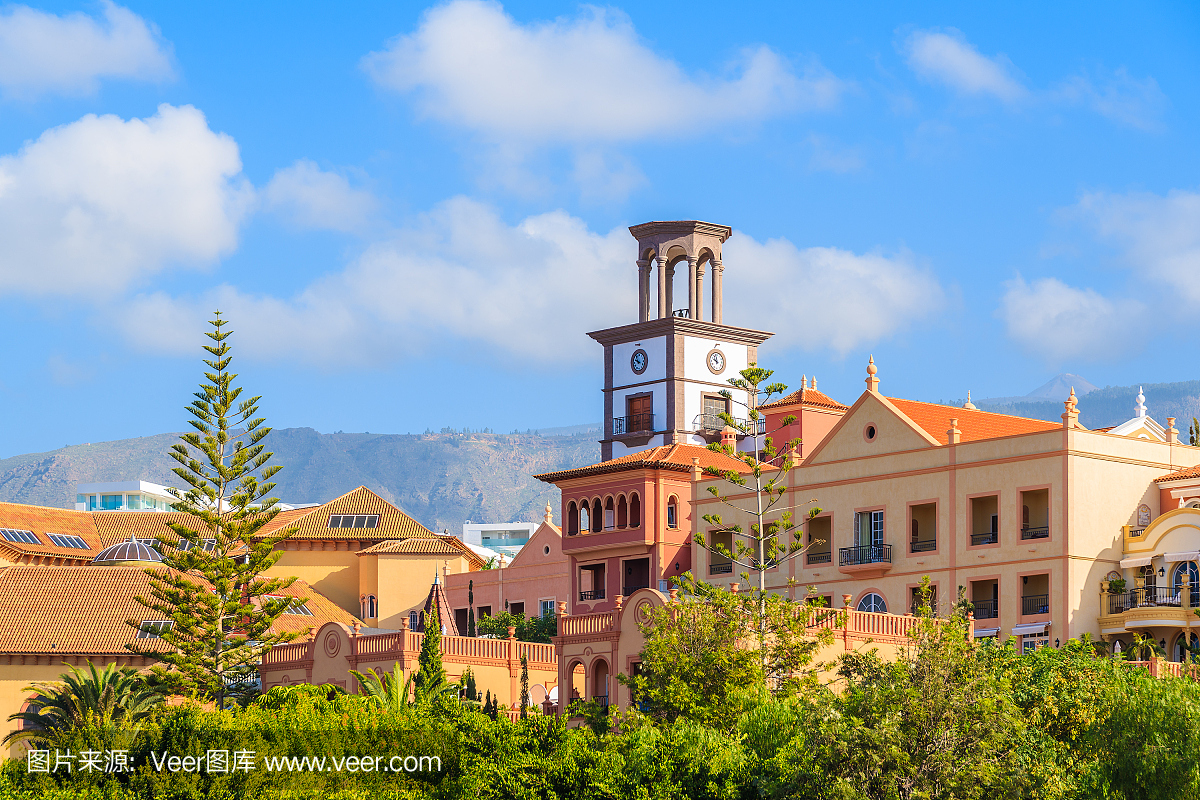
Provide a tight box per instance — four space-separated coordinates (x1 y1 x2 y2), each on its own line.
589 220 773 461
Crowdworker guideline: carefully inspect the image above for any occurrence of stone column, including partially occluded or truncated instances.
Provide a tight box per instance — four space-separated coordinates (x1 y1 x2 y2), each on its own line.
695 260 705 321
637 259 650 322
687 257 697 319
665 261 674 316
657 255 668 319
711 260 723 324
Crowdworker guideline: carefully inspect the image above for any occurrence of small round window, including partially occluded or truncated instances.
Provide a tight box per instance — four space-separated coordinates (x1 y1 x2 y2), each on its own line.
864 424 877 442
543 545 551 556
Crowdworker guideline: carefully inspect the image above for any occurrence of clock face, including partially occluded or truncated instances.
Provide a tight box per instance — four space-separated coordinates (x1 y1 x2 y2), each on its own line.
707 349 726 374
631 349 648 374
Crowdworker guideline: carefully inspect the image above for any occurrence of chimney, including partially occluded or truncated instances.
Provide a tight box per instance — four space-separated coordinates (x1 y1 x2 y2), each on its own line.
720 425 737 449
692 456 702 481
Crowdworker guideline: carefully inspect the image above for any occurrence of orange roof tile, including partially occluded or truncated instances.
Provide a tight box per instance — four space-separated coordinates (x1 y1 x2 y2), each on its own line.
0 565 356 655
760 386 849 412
535 442 753 483
0 503 103 562
93 510 211 546
358 536 485 569
258 487 433 541
1156 465 1200 484
885 398 1062 444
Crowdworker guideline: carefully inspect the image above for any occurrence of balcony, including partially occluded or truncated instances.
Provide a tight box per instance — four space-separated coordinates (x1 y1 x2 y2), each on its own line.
709 562 733 575
973 599 998 619
806 551 832 565
1099 586 1199 634
838 544 893 578
1021 594 1049 616
622 583 650 596
613 413 655 436
579 589 605 602
692 414 767 435
910 539 936 553
971 531 998 546
1020 526 1049 540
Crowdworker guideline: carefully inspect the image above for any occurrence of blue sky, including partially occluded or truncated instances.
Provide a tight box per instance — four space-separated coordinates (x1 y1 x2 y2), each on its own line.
0 0 1197 456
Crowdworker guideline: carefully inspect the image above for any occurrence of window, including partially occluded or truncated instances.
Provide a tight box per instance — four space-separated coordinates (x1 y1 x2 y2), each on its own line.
854 511 884 546
709 530 734 575
46 533 89 549
136 620 173 639
567 501 579 535
580 564 606 601
578 502 589 533
176 539 216 552
1022 632 1049 654
667 497 678 529
477 606 491 619
604 498 615 530
100 494 124 510
510 602 525 616
1173 562 1200 606
366 596 376 619
540 599 555 617
857 593 887 613
266 595 315 616
617 495 628 528
969 495 999 545
1176 633 1200 663
0 529 40 545
629 493 641 528
701 395 729 430
409 611 419 629
621 394 653 433
327 514 380 529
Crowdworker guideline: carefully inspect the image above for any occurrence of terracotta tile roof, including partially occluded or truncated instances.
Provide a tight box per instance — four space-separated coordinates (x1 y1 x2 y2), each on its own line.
93 511 211 546
0 565 355 655
358 536 485 569
1156 465 1200 484
258 487 433 540
760 386 849 412
535 442 753 483
0 503 103 562
885 398 1062 444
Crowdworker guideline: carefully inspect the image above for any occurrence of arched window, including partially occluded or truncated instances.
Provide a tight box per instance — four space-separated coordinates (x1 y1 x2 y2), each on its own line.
604 497 615 530
1176 632 1200 663
630 493 641 528
1173 561 1199 605
359 595 366 619
857 593 887 613
667 496 678 529
567 501 579 535
591 498 603 533
368 595 377 619
617 495 628 528
579 502 589 533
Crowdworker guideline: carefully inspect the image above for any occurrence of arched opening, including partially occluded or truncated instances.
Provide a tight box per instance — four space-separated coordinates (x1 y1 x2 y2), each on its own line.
591 498 603 533
1176 632 1200 663
666 496 679 530
578 502 589 534
567 501 579 535
616 495 628 528
1173 561 1199 605
669 257 689 318
592 659 610 705
604 497 615 530
857 593 887 613
630 493 641 528
569 662 585 706
368 595 377 619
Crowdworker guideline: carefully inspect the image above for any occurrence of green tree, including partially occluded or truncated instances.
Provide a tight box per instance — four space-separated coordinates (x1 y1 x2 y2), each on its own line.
413 610 446 697
462 668 479 702
349 662 414 714
519 655 530 720
695 362 824 687
467 579 477 637
476 609 557 643
1190 416 1200 447
5 662 161 747
128 312 304 708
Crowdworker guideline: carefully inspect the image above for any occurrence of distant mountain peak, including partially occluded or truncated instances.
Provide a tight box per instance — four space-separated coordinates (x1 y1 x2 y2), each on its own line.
1027 373 1098 399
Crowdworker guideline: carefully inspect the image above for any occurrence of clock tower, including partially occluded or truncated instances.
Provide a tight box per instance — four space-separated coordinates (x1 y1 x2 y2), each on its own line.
590 220 773 461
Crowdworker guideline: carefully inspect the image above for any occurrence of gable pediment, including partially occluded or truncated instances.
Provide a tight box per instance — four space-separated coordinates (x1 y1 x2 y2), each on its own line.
803 392 940 465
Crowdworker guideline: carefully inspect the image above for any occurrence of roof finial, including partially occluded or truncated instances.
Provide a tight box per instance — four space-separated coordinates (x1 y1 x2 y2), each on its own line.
811 376 817 390
865 356 879 392
801 374 807 389
1136 386 1146 418
963 390 977 411
545 502 553 525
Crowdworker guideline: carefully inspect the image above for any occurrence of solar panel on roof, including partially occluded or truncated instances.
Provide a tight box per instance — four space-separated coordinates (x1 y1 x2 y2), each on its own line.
0 529 40 545
46 533 89 549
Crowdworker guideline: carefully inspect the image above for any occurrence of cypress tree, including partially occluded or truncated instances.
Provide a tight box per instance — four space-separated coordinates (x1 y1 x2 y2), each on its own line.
468 580 476 637
463 668 478 702
128 312 302 708
519 654 529 720
413 610 445 697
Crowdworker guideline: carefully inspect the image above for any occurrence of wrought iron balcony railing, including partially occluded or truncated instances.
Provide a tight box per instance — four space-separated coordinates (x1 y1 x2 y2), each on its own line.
622 583 650 596
1021 594 1049 615
579 589 605 601
910 538 936 552
709 562 733 575
839 544 892 567
613 413 655 435
973 599 998 619
1020 526 1050 540
806 551 832 565
693 414 767 435
971 531 998 546
1106 586 1197 613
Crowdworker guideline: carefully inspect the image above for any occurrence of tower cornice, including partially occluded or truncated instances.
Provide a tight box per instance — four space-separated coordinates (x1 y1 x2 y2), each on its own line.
587 316 772 347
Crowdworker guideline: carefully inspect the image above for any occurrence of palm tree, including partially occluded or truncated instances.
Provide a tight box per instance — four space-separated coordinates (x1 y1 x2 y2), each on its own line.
5 662 162 747
350 661 461 713
1122 632 1166 662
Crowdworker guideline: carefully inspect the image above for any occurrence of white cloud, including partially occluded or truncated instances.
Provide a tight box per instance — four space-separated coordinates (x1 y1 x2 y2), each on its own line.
0 104 251 296
903 29 1025 101
998 276 1142 362
1056 68 1167 130
0 1 172 97
1075 188 1200 302
363 0 843 143
263 159 377 233
113 198 633 365
112 200 938 367
722 236 945 355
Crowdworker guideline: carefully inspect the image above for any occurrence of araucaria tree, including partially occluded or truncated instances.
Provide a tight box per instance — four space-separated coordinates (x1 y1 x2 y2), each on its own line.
128 312 304 708
695 363 832 689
